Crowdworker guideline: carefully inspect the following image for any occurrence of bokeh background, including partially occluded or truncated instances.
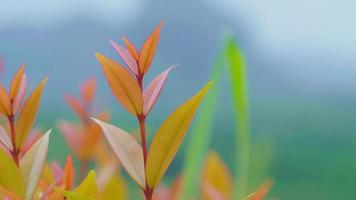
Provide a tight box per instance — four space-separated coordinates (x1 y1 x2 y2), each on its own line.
1 0 356 199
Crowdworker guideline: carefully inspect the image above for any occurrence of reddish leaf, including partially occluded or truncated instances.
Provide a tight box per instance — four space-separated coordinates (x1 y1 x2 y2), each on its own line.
80 78 97 104
64 94 86 119
62 156 75 190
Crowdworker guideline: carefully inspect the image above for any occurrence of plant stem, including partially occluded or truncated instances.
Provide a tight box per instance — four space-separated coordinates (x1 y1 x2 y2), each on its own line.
8 100 20 165
137 72 154 200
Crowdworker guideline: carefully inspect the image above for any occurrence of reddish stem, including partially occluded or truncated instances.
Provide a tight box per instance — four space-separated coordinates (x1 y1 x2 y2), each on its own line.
137 71 154 199
8 100 20 165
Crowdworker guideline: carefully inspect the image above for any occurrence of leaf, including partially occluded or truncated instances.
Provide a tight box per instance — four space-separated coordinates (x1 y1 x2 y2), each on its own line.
180 45 225 199
75 170 98 198
56 189 95 200
92 118 145 189
100 173 127 200
143 66 175 115
139 22 163 74
146 82 212 188
80 78 97 104
226 38 250 199
0 85 11 115
16 77 48 148
0 148 25 197
95 53 142 115
10 65 25 100
249 180 272 200
13 74 27 113
110 40 138 75
0 186 22 200
0 126 12 150
20 130 51 200
64 94 86 119
201 152 233 200
62 156 75 190
121 36 139 61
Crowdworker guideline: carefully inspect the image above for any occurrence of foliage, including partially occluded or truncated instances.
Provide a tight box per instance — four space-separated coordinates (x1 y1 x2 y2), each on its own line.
0 23 272 200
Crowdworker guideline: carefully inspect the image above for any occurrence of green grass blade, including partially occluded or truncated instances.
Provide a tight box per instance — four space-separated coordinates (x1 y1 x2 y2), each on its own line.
179 46 225 200
226 37 251 199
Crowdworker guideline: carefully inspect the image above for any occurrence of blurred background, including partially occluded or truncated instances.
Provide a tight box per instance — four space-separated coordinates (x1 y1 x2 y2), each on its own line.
1 0 356 199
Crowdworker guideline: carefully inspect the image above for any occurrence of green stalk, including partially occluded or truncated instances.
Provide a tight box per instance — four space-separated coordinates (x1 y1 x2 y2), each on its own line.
179 43 225 200
226 37 250 199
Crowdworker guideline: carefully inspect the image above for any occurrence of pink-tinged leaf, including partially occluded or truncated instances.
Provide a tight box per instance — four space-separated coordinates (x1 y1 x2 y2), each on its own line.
139 22 163 74
92 118 146 189
20 130 51 200
58 121 84 157
13 74 27 114
0 126 12 150
20 131 42 155
109 40 138 75
202 182 227 200
249 180 273 200
51 161 64 182
143 66 175 115
121 36 139 61
10 65 25 100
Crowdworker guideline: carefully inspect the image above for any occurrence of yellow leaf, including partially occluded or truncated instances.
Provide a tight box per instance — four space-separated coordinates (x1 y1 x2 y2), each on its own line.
146 82 212 188
92 118 146 189
100 173 127 200
10 65 25 100
0 149 25 197
56 189 95 200
20 130 51 200
75 170 98 198
139 22 163 74
95 53 142 115
202 151 233 200
16 77 48 148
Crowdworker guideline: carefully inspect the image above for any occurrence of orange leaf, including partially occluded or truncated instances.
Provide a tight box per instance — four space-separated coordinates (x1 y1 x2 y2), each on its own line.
10 65 25 100
80 78 97 104
63 156 75 190
0 85 11 115
15 77 48 148
249 180 272 200
121 36 139 61
95 53 142 115
146 82 212 188
139 22 163 74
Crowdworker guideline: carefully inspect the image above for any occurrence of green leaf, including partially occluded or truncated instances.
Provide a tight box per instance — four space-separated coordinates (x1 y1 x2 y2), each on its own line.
180 45 225 200
226 37 250 199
